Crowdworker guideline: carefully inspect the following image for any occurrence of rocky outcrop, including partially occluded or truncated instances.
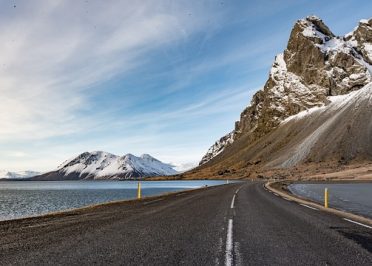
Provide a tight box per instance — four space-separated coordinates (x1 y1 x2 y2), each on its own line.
200 16 372 166
199 131 234 165
346 19 372 64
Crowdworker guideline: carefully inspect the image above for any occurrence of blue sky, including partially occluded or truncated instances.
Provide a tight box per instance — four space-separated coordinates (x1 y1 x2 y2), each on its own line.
1 0 371 171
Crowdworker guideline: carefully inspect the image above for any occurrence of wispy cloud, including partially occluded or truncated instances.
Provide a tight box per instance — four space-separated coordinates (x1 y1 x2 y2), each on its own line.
0 1 236 170
0 1 221 141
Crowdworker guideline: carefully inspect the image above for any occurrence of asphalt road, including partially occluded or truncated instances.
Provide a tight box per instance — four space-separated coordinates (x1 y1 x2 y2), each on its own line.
0 182 371 265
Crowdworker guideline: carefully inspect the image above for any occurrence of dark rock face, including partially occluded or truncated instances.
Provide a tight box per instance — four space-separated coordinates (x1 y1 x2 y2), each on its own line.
200 16 372 166
346 19 372 65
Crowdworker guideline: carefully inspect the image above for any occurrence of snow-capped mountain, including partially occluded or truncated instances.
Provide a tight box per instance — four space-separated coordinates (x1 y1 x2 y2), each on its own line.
200 16 372 166
32 151 177 180
0 170 40 179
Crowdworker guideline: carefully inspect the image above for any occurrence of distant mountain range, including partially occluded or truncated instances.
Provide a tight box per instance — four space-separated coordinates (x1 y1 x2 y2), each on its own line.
31 151 177 180
193 16 372 178
0 170 41 179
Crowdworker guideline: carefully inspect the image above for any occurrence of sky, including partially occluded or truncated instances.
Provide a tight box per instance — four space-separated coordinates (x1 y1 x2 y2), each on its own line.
1 0 371 172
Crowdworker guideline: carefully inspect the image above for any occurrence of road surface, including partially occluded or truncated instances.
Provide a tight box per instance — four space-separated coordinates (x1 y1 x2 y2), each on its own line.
0 182 371 265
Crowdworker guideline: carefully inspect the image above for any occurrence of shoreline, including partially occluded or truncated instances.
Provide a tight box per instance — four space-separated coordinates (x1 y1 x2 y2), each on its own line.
266 180 372 227
0 184 218 225
0 178 225 182
281 179 372 184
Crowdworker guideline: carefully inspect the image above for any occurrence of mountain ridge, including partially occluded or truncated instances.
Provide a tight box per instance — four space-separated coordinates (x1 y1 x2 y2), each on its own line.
32 151 177 180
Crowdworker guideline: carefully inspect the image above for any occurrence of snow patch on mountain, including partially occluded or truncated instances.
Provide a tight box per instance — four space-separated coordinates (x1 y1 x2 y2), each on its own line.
199 131 234 165
301 16 331 41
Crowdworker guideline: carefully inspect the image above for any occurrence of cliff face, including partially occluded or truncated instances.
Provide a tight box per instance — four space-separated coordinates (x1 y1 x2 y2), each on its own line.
200 16 372 166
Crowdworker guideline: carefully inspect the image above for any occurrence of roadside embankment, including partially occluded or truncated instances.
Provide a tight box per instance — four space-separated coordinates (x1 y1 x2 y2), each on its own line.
266 180 372 227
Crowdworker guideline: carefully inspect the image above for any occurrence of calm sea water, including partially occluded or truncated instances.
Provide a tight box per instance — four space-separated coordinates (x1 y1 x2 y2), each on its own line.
289 183 372 218
0 180 227 221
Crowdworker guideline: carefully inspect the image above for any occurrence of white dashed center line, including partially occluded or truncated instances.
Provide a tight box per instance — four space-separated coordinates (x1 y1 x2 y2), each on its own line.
225 219 233 266
230 195 236 209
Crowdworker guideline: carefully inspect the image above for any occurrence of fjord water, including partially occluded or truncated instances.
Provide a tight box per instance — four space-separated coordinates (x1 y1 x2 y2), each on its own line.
0 180 226 221
289 183 372 218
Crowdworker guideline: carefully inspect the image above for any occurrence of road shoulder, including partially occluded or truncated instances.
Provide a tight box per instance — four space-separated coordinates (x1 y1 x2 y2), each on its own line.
265 180 372 227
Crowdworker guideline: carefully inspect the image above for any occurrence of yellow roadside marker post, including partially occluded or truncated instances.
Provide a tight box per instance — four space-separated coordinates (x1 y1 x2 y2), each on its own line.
137 182 141 199
324 188 329 208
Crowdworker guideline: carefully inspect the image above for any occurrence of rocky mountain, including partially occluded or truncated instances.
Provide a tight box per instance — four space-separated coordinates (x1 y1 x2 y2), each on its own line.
199 16 372 168
212 82 372 170
199 132 234 165
32 151 177 180
0 170 40 179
